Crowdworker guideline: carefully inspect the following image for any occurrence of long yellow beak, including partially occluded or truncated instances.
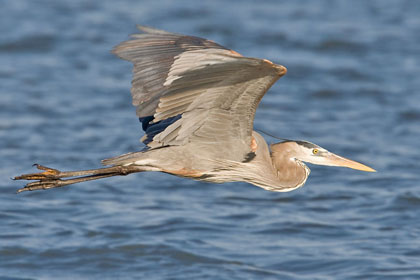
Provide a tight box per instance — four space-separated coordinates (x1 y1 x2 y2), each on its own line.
326 153 376 172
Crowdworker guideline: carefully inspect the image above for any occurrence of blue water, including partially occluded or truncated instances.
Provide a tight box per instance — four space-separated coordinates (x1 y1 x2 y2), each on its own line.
1 0 420 279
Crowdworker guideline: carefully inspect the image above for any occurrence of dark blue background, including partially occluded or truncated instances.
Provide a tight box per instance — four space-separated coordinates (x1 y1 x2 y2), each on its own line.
1 0 420 279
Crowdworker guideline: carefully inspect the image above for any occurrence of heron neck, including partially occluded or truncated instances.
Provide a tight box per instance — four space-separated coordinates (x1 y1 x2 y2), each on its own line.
270 149 310 191
240 132 309 192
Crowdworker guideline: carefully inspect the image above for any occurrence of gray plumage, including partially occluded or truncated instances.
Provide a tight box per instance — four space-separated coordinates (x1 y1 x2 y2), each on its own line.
15 26 375 193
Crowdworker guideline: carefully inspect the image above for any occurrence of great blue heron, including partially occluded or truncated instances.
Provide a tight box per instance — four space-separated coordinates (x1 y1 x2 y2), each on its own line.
14 25 375 193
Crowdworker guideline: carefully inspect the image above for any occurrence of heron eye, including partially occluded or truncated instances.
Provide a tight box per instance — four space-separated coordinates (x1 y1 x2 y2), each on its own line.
312 148 319 155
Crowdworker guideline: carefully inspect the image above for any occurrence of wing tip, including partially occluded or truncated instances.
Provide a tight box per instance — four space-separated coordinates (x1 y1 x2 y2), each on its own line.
276 64 287 76
112 25 179 58
263 59 287 76
135 24 173 35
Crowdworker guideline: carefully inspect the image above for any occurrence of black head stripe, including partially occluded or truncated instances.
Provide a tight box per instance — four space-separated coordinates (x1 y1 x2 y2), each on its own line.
295 141 317 149
281 140 317 149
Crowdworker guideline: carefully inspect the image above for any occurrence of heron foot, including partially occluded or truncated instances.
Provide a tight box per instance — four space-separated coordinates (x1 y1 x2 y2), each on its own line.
16 179 64 193
14 164 143 193
14 164 60 181
14 164 65 193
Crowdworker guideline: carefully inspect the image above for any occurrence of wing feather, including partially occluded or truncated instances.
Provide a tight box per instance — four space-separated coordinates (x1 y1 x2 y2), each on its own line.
113 26 286 161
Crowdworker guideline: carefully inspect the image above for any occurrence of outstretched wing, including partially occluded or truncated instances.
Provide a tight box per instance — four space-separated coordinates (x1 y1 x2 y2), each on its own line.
113 25 286 161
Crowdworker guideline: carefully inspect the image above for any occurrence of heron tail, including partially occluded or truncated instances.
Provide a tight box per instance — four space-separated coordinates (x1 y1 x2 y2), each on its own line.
101 151 147 166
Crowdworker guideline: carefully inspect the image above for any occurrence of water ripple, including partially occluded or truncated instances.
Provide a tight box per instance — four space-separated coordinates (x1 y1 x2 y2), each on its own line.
2 0 420 279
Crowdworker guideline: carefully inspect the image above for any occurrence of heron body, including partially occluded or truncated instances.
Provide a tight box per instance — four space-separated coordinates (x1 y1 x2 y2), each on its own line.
102 131 307 192
15 26 375 193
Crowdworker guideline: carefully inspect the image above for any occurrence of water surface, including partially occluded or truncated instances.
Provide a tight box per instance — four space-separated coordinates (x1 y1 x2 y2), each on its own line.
1 0 420 279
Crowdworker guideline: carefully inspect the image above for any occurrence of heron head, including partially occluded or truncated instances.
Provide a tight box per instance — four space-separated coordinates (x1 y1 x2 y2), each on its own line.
271 140 375 172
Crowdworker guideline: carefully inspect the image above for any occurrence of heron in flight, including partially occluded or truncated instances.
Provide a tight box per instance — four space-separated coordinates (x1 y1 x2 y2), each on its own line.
14 26 375 193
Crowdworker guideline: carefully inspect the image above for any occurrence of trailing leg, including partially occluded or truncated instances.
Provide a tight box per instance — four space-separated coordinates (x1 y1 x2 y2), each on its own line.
14 164 143 193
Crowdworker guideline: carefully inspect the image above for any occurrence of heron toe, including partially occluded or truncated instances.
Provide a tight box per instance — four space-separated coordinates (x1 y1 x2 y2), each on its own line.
14 165 60 181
